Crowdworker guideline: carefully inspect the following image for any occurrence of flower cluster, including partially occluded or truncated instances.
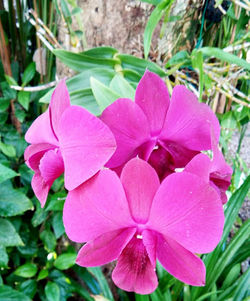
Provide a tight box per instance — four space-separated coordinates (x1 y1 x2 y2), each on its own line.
25 71 232 294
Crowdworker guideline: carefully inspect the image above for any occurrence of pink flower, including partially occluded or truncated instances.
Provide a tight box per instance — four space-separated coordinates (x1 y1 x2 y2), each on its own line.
185 129 232 204
24 80 116 207
101 71 220 179
63 158 224 294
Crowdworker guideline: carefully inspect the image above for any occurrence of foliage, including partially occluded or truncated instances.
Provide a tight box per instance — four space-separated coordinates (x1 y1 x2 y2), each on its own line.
0 0 249 300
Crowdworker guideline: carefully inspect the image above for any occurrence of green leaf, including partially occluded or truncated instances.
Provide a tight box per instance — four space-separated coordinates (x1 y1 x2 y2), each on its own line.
83 46 118 58
90 77 120 112
135 294 150 301
22 62 36 86
37 269 49 281
46 192 66 211
199 47 250 71
45 282 60 301
0 245 8 267
87 267 114 301
18 91 30 110
0 184 33 217
0 141 16 157
60 0 72 24
0 218 23 246
4 75 18 86
231 268 250 301
54 253 77 270
221 263 241 290
0 163 18 183
53 49 119 72
14 263 38 278
19 280 37 299
117 54 166 76
52 212 65 239
0 285 31 301
109 74 135 99
165 50 190 68
144 0 173 59
191 50 204 101
40 229 56 252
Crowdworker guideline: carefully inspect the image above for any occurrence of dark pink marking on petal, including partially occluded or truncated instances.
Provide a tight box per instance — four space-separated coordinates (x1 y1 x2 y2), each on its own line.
112 235 158 294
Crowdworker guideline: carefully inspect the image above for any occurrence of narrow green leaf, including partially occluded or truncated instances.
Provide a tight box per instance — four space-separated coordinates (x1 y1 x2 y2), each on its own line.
0 218 23 246
232 268 250 301
18 91 30 110
54 253 77 270
0 285 31 301
191 50 204 101
221 263 241 290
22 62 36 86
117 54 166 76
90 77 120 112
53 49 119 72
135 294 150 301
199 47 250 70
144 0 173 59
83 46 118 58
0 163 18 183
14 263 38 278
165 50 190 68
87 267 114 301
109 74 135 99
45 282 60 301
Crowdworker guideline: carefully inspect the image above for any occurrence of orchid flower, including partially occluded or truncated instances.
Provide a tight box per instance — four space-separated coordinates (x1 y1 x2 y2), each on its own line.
24 80 116 207
185 129 232 204
101 70 220 179
63 158 224 294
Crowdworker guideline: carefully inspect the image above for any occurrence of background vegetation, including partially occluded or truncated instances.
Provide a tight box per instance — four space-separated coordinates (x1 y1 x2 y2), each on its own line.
0 0 249 300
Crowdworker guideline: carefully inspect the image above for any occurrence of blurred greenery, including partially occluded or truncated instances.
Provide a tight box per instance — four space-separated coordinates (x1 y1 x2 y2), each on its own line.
0 0 249 300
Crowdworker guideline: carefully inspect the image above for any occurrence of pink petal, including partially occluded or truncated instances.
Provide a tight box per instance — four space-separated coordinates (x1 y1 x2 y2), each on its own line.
184 153 212 183
63 169 135 243
101 98 151 168
161 85 220 151
25 110 58 145
31 172 50 208
148 172 224 254
135 71 170 136
49 79 70 139
121 158 160 224
76 228 136 267
39 149 64 185
112 236 158 294
157 234 206 286
24 143 55 171
58 106 116 190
